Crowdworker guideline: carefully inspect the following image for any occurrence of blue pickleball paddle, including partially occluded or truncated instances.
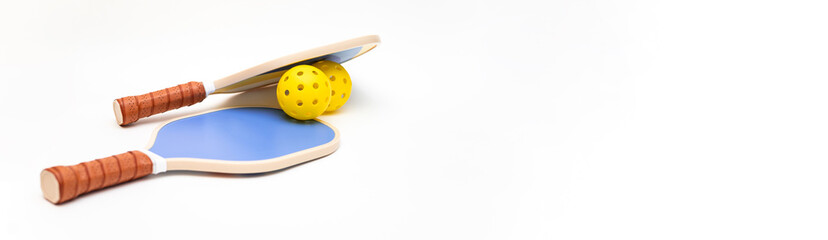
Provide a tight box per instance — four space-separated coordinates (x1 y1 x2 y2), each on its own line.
41 107 339 204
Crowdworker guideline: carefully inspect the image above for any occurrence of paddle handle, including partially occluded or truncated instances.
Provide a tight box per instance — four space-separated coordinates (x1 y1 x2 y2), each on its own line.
41 151 154 204
113 81 207 125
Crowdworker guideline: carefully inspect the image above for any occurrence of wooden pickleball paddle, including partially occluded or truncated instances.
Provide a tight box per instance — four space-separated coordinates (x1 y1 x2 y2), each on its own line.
113 35 379 125
41 107 339 204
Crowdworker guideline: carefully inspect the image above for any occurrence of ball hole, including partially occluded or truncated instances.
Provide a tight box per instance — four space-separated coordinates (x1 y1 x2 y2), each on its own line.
284 90 289 96
331 90 335 96
344 78 348 84
297 84 304 91
313 99 318 105
330 76 336 81
296 100 303 106
312 71 318 75
313 82 319 89
341 93 346 98
297 71 304 76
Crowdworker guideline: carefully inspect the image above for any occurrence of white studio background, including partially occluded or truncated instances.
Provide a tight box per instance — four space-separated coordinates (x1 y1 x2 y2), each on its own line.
1 0 827 239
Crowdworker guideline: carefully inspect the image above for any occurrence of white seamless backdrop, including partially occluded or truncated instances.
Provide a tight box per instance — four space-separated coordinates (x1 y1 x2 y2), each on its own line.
1 0 826 239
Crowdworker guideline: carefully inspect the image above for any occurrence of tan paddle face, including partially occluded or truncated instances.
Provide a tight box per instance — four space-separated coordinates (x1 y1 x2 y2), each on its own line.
212 35 380 93
113 35 380 125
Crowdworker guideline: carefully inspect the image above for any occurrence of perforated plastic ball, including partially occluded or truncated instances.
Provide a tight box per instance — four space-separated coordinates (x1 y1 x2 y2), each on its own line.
276 65 332 120
312 60 352 112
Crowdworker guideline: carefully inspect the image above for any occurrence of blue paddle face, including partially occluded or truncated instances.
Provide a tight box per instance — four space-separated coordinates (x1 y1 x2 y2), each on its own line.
148 107 336 161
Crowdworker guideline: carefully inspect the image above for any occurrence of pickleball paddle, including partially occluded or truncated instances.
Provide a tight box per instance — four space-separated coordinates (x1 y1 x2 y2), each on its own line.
113 35 380 125
41 107 339 204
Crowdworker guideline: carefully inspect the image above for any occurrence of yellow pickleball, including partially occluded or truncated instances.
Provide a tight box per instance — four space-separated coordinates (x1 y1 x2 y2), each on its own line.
276 65 332 120
312 60 352 112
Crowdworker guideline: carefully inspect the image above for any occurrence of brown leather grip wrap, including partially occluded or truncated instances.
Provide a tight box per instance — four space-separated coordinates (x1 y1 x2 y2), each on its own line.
114 81 207 125
40 151 154 204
